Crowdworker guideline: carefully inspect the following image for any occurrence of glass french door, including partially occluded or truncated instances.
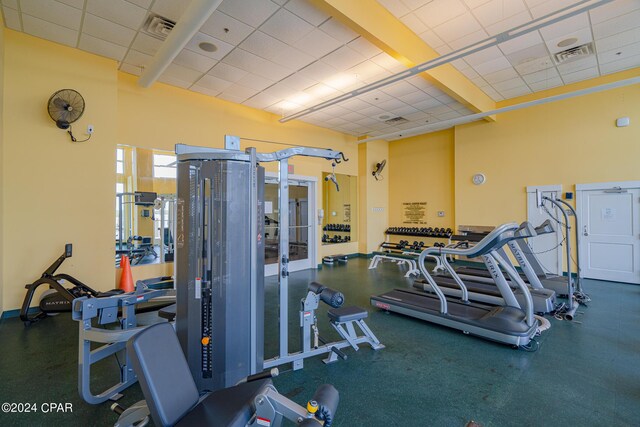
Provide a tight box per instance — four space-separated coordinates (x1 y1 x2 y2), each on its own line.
264 176 316 276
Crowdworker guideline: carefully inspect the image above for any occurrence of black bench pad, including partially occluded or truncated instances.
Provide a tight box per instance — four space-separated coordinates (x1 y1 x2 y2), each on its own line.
327 306 367 322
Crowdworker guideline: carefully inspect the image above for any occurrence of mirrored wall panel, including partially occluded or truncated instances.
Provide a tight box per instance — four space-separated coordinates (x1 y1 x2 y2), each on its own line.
115 145 176 267
322 173 357 245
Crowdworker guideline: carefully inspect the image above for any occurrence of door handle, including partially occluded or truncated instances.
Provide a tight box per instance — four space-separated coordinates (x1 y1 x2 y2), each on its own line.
583 225 588 236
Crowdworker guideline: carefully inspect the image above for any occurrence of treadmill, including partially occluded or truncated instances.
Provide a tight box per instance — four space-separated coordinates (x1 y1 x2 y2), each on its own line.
416 222 556 314
371 223 539 347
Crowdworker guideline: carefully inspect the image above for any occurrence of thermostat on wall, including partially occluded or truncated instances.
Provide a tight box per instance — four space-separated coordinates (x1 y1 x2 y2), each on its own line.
472 173 486 185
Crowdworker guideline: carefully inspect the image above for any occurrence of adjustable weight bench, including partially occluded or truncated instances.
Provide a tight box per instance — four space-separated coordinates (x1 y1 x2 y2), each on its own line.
113 322 340 427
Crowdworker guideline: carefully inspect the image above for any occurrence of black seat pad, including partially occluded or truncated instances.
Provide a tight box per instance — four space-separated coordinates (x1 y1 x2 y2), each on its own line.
177 379 272 427
328 306 367 322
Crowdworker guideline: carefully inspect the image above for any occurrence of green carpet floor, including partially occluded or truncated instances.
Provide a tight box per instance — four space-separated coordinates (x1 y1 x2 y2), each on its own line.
1 257 639 426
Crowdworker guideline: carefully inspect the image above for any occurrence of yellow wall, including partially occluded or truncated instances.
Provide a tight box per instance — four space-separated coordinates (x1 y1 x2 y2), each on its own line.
0 22 5 313
2 30 360 311
388 130 455 232
455 83 640 227
360 139 390 253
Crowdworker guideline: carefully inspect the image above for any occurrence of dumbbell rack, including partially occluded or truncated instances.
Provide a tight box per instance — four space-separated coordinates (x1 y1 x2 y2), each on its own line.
322 223 352 245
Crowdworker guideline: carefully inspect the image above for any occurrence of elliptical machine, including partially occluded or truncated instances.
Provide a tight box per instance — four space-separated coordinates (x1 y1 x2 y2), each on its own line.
20 244 123 326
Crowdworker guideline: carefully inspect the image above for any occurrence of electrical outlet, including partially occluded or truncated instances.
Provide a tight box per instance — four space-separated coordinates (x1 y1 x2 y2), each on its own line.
437 211 445 217
87 124 94 134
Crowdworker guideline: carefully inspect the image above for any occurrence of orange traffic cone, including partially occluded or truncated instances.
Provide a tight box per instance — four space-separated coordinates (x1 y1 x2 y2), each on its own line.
119 255 134 292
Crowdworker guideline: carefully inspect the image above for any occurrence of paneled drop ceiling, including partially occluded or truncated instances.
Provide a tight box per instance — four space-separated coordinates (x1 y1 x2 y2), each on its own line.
2 0 639 139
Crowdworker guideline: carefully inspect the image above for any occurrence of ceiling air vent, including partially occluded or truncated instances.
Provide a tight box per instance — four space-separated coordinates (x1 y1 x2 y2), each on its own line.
384 116 409 125
142 13 176 40
553 42 594 64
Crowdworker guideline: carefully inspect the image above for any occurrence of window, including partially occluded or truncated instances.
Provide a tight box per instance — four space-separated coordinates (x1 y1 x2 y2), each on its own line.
115 183 125 240
116 148 124 174
153 154 177 179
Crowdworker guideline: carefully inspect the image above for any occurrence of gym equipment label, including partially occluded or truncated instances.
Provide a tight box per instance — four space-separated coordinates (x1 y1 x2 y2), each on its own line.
403 202 427 224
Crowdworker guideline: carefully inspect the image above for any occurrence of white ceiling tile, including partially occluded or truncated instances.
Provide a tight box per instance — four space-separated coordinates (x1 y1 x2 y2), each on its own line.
270 45 316 70
433 12 483 42
472 0 527 28
561 66 599 84
79 33 127 60
593 9 640 40
157 75 192 89
208 62 249 83
58 0 84 9
557 55 597 74
173 49 218 73
521 67 560 84
340 98 373 111
235 73 275 91
304 82 339 99
370 52 406 72
484 10 531 36
123 49 153 67
473 55 512 75
471 75 490 87
435 110 463 121
462 0 492 9
405 75 434 90
131 33 162 55
414 0 467 28
348 37 383 59
399 90 429 105
254 60 293 81
240 31 289 60
185 32 234 60
2 0 18 9
447 29 489 50
341 111 367 122
279 73 317 91
425 104 454 115
262 8 315 45
358 104 387 116
284 0 330 26
424 85 447 97
358 90 394 104
499 31 544 55
294 29 342 59
499 85 531 99
219 83 258 100
400 0 435 12
127 0 152 8
544 27 593 56
400 13 428 35
321 104 352 117
319 17 359 44
263 82 298 99
86 0 147 30
464 45 504 67
297 61 337 81
218 91 252 104
435 45 453 55
528 0 582 19
348 60 391 82
201 11 254 45
21 0 82 30
483 66 519 84
492 76 527 91
598 41 640 64
479 85 503 101
151 0 189 22
436 93 457 104
378 0 411 17
243 92 280 109
355 116 382 126
190 84 221 97
460 66 480 79
323 72 359 91
599 53 640 74
120 62 144 76
163 63 202 83
2 6 20 30
195 74 234 92
513 55 554 75
82 13 136 47
595 27 640 54
377 98 409 112
540 13 590 42
394 104 420 116
322 46 367 71
22 14 77 47
590 0 640 25
218 0 279 27
382 81 419 97
419 30 445 48
528 76 563 91
504 43 549 66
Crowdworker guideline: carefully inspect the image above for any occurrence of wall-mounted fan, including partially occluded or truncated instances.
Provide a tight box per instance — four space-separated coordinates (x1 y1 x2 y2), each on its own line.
47 89 91 142
372 160 386 181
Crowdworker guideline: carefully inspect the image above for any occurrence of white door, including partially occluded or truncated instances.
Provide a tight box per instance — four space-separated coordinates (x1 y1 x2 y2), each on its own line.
577 182 640 284
526 185 563 275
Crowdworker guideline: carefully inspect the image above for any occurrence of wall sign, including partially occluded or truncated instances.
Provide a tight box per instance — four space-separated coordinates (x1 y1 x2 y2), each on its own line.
344 204 351 222
402 202 427 224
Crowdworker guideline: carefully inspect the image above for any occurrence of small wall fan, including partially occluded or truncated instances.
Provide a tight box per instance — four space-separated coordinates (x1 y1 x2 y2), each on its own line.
47 89 90 142
372 160 386 181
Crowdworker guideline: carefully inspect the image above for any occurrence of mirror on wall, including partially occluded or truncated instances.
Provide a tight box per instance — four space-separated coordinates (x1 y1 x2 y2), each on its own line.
322 173 357 245
115 145 176 267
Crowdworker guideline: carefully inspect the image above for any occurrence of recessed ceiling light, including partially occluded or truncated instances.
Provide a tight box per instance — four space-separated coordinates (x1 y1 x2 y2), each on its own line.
199 42 217 52
557 37 578 48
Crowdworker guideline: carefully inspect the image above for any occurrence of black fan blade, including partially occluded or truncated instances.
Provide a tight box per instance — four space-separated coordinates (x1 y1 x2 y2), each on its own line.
53 97 68 109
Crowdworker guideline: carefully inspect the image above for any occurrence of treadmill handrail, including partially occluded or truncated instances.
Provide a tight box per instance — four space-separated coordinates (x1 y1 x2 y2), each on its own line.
419 223 520 259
